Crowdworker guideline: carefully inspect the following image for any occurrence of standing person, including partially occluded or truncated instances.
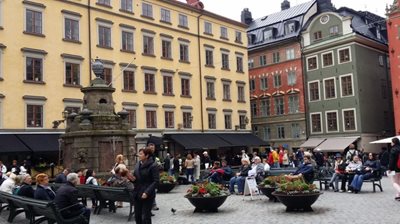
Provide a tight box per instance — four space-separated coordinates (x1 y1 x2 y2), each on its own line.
379 147 389 175
388 137 400 201
54 173 90 224
278 148 284 167
272 148 280 168
184 154 195 183
296 148 304 166
172 154 180 180
202 151 212 169
55 169 71 183
132 147 159 224
193 152 201 181
241 150 249 160
282 150 289 167
163 153 171 172
34 173 56 201
112 154 125 208
85 169 99 208
19 160 28 175
0 161 7 176
345 144 359 163
17 174 34 198
10 160 20 175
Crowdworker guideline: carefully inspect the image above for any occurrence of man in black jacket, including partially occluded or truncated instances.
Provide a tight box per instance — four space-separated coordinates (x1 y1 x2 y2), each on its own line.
54 173 90 224
55 168 70 183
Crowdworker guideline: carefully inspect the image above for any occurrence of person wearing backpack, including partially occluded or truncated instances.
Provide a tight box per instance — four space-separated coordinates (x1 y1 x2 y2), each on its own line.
388 137 400 201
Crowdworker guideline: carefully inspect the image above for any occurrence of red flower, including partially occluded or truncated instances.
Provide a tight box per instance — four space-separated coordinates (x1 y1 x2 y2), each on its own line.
198 187 207 195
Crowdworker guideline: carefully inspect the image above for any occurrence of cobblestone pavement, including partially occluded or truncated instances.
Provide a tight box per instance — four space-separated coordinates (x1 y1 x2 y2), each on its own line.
1 177 400 224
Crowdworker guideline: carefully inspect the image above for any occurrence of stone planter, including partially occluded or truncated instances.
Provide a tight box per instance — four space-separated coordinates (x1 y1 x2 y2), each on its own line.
272 192 322 212
257 186 278 202
184 195 229 213
157 182 176 193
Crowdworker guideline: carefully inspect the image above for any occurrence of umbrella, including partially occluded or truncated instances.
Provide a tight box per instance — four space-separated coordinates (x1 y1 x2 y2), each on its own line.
369 136 400 144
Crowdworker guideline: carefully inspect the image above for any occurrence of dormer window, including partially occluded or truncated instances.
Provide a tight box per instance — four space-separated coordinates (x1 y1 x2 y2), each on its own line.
247 34 256 44
263 29 273 41
284 22 296 34
376 27 381 40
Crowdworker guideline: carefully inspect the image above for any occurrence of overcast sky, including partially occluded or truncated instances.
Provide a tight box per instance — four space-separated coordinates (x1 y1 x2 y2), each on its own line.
198 0 392 22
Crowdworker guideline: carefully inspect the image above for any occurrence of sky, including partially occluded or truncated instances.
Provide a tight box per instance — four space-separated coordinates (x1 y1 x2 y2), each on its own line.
197 0 393 22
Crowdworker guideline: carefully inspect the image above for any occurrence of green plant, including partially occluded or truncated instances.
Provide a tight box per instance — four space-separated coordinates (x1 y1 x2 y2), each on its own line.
186 181 229 197
274 175 318 195
159 172 176 184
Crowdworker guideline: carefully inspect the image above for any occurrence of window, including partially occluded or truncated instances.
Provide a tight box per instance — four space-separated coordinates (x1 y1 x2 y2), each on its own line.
260 99 270 116
263 29 273 40
273 74 281 88
179 43 189 62
65 62 80 85
238 86 245 102
144 72 155 93
121 31 134 52
235 31 242 42
123 70 135 91
248 59 254 69
322 52 333 67
338 47 351 63
288 95 299 113
286 48 295 60
206 81 215 99
125 109 136 128
27 104 43 128
224 114 232 129
291 123 301 138
26 57 43 82
179 14 188 27
249 79 255 91
142 3 153 18
165 111 174 128
309 81 320 101
205 49 213 66
260 77 268 90
64 106 80 115
97 0 110 5
163 75 173 95
285 22 296 34
263 127 271 140
98 25 111 48
251 102 257 117
326 111 338 132
103 67 112 86
236 56 243 72
313 31 322 41
277 126 285 139
259 55 267 66
208 113 216 129
307 56 318 70
274 97 284 115
204 22 212 34
340 74 353 97
324 78 336 99
311 113 322 133
381 79 388 99
239 115 247 129
183 112 192 128
64 18 79 41
379 55 384 66
220 27 228 39
143 35 154 55
161 40 172 59
287 71 296 86
329 25 339 36
160 8 171 23
181 78 190 96
343 109 356 131
272 52 280 63
26 9 42 34
121 0 133 12
222 53 229 69
146 110 157 128
223 84 231 100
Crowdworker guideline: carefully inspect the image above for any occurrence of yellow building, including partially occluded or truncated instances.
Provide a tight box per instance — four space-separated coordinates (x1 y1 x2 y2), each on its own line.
0 0 259 161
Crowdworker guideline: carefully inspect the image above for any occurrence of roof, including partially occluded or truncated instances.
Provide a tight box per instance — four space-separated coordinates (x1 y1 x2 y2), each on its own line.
248 0 316 31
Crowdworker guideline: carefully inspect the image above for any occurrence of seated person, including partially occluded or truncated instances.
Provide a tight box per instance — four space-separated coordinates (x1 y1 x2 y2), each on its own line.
221 160 233 181
54 173 90 224
286 155 314 183
229 158 251 195
248 157 265 183
328 153 346 192
34 173 56 201
342 155 362 192
17 174 34 198
350 153 380 193
209 160 233 183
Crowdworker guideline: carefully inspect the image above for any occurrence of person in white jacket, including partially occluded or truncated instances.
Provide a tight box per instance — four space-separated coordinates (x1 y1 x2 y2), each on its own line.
0 161 7 176
194 153 201 181
0 173 17 194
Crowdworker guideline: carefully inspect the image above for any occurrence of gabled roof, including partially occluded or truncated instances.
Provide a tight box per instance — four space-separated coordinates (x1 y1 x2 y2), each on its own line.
248 0 316 31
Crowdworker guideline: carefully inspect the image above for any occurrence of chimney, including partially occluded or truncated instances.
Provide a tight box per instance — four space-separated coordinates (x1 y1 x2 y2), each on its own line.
317 0 335 13
241 8 253 25
281 0 290 11
186 0 204 10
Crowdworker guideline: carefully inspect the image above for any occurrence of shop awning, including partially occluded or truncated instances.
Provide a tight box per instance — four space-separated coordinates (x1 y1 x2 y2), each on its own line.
316 136 360 152
166 134 232 150
217 133 268 147
16 134 61 152
370 136 400 144
299 138 326 148
0 134 31 152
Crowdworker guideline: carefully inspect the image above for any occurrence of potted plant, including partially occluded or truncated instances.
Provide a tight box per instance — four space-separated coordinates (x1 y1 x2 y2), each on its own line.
185 181 230 212
272 176 322 212
258 176 279 202
158 172 177 193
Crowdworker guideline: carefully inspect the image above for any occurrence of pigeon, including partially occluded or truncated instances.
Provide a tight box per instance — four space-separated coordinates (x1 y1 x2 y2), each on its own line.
171 208 177 215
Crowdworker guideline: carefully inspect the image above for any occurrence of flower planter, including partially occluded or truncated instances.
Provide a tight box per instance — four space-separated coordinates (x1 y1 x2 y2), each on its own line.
257 186 278 202
184 195 229 213
157 183 176 193
272 192 322 212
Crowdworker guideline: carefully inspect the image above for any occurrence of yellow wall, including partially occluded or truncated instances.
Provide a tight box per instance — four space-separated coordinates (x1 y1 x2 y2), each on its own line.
0 0 249 133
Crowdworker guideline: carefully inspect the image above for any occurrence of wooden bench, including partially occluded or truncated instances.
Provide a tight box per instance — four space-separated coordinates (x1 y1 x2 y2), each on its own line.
317 171 384 192
267 168 297 176
93 186 135 221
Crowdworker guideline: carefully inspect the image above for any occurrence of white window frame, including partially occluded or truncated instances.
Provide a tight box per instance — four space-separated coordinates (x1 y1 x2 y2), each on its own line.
308 80 320 102
236 54 243 72
142 2 153 18
306 55 318 71
161 72 173 95
144 107 157 129
120 0 133 12
120 66 136 91
339 73 354 98
310 112 323 134
321 51 334 68
161 37 172 59
182 109 193 129
103 63 114 87
207 111 217 129
220 26 228 39
206 80 215 99
142 32 155 55
23 52 45 82
24 4 45 34
325 110 339 133
63 58 82 85
120 26 135 52
323 77 337 100
164 109 175 129
223 112 232 130
97 21 112 47
178 14 188 27
122 104 137 129
62 13 80 41
179 41 189 62
286 48 295 60
143 69 156 92
63 101 82 113
160 8 171 23
204 21 212 34
222 82 231 100
337 46 352 64
24 99 45 129
342 108 357 132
